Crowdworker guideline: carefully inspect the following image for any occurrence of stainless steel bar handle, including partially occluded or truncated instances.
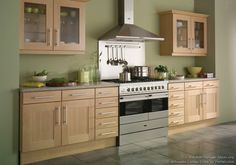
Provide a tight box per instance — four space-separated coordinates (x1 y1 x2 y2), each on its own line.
70 93 85 97
100 122 116 125
55 106 61 125
47 28 52 46
63 105 67 125
98 112 115 115
54 29 60 46
32 96 54 99
99 102 116 105
101 132 116 136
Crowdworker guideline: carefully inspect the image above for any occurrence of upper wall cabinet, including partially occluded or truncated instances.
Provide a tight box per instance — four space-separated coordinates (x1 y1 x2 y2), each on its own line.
20 0 85 55
159 10 208 56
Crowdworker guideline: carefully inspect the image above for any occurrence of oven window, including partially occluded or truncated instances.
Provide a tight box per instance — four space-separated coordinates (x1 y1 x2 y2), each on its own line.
120 101 149 116
150 98 168 112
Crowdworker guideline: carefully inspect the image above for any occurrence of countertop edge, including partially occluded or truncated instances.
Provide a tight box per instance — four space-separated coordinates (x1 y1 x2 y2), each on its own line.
168 78 218 83
20 82 119 93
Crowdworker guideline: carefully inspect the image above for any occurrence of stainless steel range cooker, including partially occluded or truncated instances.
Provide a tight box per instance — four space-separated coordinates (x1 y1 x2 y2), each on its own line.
104 78 169 145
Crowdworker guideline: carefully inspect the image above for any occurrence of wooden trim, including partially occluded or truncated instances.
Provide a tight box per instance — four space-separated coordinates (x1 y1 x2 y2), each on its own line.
159 10 208 18
20 137 116 165
19 49 85 55
168 118 217 135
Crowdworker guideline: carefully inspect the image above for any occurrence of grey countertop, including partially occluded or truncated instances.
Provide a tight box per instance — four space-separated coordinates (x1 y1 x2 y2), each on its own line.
168 77 218 83
20 81 119 93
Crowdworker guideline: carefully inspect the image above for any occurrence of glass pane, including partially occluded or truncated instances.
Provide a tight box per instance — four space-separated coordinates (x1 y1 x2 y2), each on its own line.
176 20 188 48
24 3 46 43
194 22 204 48
60 7 80 44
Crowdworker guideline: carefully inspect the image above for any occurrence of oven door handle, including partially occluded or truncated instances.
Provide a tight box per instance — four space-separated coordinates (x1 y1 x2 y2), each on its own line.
120 93 168 102
146 93 168 99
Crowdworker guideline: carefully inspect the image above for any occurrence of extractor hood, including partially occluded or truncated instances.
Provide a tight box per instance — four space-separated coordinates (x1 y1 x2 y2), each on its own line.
99 0 164 42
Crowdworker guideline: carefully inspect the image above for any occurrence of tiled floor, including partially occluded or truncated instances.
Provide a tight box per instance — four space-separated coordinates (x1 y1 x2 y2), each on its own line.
29 122 236 165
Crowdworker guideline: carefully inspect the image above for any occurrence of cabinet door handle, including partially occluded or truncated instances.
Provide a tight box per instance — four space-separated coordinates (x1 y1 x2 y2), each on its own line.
169 112 181 117
54 29 60 46
188 38 191 49
98 112 115 115
47 28 52 46
63 105 67 125
100 122 116 125
98 92 111 95
55 106 61 125
100 132 116 136
32 96 54 100
98 102 116 105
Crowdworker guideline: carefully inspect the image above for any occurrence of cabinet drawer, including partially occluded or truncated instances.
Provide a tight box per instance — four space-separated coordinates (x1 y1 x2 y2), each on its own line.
96 97 118 108
22 91 61 104
168 83 184 91
96 107 118 119
96 127 118 139
168 116 184 126
96 87 118 98
96 117 118 129
203 80 218 88
169 108 184 117
185 82 202 90
62 89 94 101
168 99 184 109
169 91 184 100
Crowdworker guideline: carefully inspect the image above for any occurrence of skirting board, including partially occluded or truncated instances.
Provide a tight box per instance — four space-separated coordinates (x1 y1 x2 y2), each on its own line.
20 137 117 165
168 119 217 135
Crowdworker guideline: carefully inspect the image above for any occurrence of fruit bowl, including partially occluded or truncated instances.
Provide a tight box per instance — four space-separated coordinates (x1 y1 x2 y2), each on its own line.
32 75 47 82
187 67 202 78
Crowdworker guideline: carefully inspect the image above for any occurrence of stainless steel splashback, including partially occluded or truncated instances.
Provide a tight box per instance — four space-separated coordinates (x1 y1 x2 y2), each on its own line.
98 41 145 80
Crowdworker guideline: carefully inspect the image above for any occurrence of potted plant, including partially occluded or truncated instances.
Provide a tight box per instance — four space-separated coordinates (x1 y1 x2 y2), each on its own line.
155 65 168 79
32 70 48 82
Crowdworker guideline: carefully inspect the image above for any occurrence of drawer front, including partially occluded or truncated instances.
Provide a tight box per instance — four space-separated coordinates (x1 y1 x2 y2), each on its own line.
169 108 184 117
96 87 118 98
96 127 118 139
96 97 118 108
23 91 61 104
169 116 184 126
168 83 184 91
96 117 118 129
120 118 168 135
169 91 184 100
96 107 118 119
185 82 202 90
62 89 94 101
168 99 184 109
203 80 219 88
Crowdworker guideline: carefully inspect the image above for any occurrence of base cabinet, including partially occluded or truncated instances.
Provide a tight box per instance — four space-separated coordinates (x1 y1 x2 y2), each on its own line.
203 86 218 119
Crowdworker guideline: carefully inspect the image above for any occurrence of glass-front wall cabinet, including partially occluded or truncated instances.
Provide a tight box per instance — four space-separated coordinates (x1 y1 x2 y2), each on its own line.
20 0 85 54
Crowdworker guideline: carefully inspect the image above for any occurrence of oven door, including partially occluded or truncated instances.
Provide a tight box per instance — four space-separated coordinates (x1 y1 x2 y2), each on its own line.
119 92 168 116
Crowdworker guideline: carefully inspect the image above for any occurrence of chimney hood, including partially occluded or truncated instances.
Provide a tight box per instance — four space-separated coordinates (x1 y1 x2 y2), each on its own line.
99 0 164 42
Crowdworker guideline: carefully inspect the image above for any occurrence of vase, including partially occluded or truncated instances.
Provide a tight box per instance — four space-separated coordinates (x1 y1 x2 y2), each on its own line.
157 72 167 80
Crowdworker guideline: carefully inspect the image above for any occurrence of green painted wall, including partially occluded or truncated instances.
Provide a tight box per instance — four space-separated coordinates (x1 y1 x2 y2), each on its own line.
0 0 19 165
215 0 236 122
194 0 215 73
20 0 195 82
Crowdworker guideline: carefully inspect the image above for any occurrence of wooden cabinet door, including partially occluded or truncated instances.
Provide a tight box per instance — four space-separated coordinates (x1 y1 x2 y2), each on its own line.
20 0 53 50
22 102 61 152
173 14 192 54
203 88 218 119
53 0 85 51
62 99 94 145
185 89 202 123
191 17 207 54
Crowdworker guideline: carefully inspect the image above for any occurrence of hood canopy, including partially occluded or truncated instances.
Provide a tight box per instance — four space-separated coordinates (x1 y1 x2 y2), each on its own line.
99 0 164 42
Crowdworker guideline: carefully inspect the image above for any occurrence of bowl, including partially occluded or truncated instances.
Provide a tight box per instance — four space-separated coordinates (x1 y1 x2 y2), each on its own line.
175 75 185 80
187 67 202 78
32 75 47 82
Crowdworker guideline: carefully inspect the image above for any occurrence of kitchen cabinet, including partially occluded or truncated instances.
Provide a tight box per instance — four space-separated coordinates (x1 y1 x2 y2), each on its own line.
168 83 185 127
61 89 95 145
20 0 85 54
159 10 208 56
184 80 219 123
21 91 62 152
95 87 119 140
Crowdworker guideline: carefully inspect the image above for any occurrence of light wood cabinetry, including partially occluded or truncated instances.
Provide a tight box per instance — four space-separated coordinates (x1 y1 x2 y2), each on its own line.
61 89 95 145
168 83 185 127
184 80 219 123
159 10 208 56
95 87 119 140
20 0 85 54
